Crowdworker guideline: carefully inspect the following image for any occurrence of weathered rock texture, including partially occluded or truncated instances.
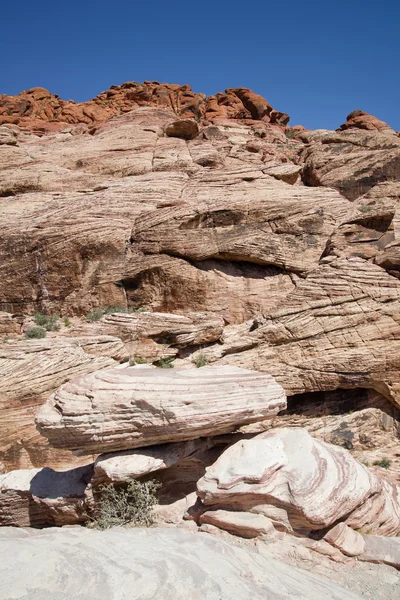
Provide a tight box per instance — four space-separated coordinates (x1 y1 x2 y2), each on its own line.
36 365 286 454
0 526 363 600
0 338 121 472
0 82 289 133
197 428 400 536
301 129 400 200
338 110 394 133
93 438 216 484
216 257 400 408
0 464 93 527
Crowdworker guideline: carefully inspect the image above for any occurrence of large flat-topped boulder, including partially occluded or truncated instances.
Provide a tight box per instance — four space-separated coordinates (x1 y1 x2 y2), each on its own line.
36 366 286 454
197 428 400 536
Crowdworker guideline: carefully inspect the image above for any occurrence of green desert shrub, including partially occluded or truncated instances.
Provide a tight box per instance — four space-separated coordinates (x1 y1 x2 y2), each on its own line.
33 313 60 331
129 357 147 366
153 357 175 368
373 458 391 469
85 309 104 322
194 352 209 368
62 316 71 327
25 326 46 339
91 479 160 530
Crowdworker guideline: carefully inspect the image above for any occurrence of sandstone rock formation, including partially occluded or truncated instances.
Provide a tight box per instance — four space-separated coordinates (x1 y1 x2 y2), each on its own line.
197 428 400 536
0 81 400 588
36 365 286 454
359 534 400 569
216 257 400 408
92 438 217 484
0 464 93 527
0 82 290 133
338 110 394 133
301 129 400 200
69 311 224 361
0 337 121 472
0 526 364 600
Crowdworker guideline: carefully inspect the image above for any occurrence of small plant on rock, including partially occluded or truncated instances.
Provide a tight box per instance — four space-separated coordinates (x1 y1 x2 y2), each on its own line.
33 313 60 331
129 356 147 366
373 457 391 469
85 309 104 322
153 357 175 369
91 479 160 530
62 316 71 327
25 326 46 339
194 352 209 368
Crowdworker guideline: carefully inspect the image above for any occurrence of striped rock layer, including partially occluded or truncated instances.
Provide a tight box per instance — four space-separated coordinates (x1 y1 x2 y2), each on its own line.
197 427 400 536
36 365 286 454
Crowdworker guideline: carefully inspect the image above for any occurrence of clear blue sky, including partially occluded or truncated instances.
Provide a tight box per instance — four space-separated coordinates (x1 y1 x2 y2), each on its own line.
1 0 399 130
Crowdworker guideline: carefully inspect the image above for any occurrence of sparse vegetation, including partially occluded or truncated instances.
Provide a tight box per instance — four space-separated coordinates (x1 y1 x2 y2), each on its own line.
62 316 71 327
25 326 46 339
33 313 60 331
90 479 160 530
153 357 175 369
194 352 209 368
358 204 372 213
373 457 391 469
85 309 105 322
129 357 147 366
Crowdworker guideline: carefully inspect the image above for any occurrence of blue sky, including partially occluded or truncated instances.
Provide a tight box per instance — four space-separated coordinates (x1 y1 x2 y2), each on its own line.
1 0 399 130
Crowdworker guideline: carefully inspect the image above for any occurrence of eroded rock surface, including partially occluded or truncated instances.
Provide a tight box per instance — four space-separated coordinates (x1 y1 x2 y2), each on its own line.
217 257 400 408
0 337 119 471
197 428 400 536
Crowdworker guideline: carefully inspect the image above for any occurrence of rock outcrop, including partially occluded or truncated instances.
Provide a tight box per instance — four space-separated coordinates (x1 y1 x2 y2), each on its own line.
301 129 400 200
338 110 394 133
0 337 121 472
197 428 400 536
0 464 93 527
0 82 289 133
36 366 286 454
216 257 400 408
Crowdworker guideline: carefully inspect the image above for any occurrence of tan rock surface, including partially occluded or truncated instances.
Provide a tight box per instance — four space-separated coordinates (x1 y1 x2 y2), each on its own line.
0 527 365 600
0 337 119 471
93 438 216 484
200 509 279 539
132 167 349 274
36 365 286 454
359 534 400 569
301 130 400 200
216 257 400 408
324 523 365 557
